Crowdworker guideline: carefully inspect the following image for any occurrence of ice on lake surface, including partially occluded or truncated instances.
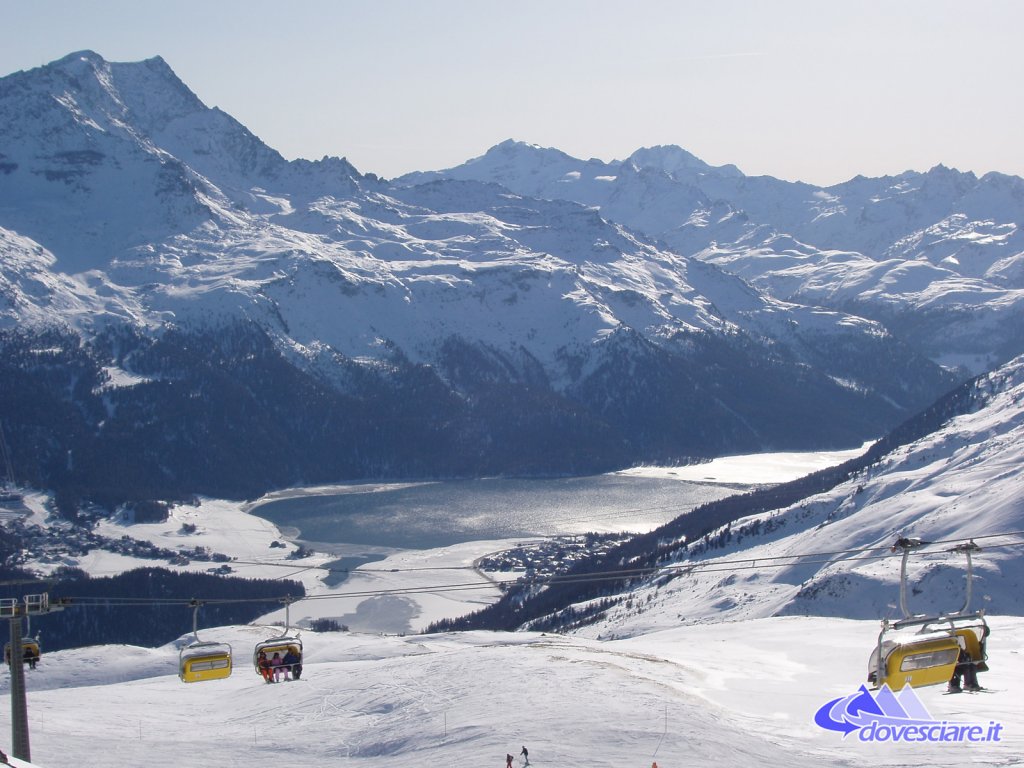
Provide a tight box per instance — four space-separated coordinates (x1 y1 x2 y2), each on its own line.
250 474 747 549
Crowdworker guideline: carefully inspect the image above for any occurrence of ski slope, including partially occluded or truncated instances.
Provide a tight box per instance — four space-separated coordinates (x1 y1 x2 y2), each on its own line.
582 358 1024 634
2 616 1021 768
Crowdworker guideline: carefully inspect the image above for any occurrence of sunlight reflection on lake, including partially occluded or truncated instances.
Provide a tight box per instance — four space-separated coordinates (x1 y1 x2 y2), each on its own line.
250 475 748 550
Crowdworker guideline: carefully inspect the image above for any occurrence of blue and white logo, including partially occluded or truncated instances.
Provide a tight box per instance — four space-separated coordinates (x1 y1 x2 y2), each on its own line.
814 684 1003 743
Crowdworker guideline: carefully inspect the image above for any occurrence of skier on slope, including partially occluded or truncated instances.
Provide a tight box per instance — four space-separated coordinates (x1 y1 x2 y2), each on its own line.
520 745 530 765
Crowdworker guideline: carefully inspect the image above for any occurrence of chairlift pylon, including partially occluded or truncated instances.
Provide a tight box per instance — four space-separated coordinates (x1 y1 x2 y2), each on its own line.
867 537 990 690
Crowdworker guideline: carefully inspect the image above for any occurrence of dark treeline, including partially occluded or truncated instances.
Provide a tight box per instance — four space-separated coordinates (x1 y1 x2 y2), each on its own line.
0 319 952 508
429 368 991 633
1 567 304 651
0 325 624 506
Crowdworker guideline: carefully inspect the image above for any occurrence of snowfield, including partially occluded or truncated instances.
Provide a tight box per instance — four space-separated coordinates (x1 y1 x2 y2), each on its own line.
2 616 1020 768
615 442 871 484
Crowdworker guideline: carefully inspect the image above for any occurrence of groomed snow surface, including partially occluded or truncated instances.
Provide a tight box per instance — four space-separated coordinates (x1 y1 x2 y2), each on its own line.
2 617 1020 768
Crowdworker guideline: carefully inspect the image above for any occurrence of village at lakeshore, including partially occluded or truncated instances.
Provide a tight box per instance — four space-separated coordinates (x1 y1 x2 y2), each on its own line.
2 445 1020 767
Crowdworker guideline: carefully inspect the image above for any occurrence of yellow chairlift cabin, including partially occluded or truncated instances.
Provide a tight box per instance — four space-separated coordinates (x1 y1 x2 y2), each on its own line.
868 538 990 691
2 595 44 670
253 596 302 683
3 636 41 669
179 599 233 684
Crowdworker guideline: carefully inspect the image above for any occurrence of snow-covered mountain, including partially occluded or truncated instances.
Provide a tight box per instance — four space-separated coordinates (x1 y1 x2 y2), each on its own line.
403 141 1024 374
548 353 1024 638
0 52 958 502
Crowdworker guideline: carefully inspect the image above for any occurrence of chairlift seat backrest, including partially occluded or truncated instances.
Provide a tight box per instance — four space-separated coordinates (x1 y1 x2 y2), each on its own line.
24 594 49 613
179 641 233 683
952 625 985 663
871 633 961 690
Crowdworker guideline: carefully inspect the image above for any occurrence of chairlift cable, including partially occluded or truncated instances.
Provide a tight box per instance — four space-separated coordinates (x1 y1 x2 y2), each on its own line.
54 529 1024 610
225 530 1024 576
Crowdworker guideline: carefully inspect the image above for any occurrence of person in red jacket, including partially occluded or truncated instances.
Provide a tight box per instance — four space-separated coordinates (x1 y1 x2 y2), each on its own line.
257 651 273 683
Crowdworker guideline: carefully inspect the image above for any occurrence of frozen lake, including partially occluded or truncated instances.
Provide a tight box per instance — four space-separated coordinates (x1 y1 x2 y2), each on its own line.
249 474 746 550
249 446 870 551
242 445 870 631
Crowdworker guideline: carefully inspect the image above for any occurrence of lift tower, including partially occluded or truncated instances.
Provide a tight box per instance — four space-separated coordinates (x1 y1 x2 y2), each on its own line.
2 593 66 761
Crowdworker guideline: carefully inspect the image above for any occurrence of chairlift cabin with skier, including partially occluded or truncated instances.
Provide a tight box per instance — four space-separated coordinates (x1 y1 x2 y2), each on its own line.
3 637 41 669
253 636 302 678
1 595 44 669
253 597 303 681
868 538 990 690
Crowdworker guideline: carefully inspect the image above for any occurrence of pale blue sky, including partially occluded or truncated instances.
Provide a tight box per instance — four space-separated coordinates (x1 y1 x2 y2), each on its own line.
2 0 1022 184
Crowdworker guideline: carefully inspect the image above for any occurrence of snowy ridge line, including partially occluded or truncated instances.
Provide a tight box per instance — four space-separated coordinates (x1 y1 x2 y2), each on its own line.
665 528 1024 568
57 529 1024 609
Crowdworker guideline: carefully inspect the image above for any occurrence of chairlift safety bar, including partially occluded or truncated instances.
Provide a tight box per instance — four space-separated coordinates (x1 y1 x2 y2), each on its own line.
0 594 65 618
890 609 986 631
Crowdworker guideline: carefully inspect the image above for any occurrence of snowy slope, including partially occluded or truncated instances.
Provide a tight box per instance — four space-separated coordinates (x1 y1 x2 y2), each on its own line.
2 615 1021 767
4 425 1022 767
577 355 1024 638
697 223 1024 372
17 468 1024 768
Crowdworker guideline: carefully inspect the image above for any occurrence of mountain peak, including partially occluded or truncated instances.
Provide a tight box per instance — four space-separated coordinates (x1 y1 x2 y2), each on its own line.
14 50 208 135
435 139 584 182
494 138 541 152
53 49 107 67
924 163 976 181
482 139 573 163
626 145 743 179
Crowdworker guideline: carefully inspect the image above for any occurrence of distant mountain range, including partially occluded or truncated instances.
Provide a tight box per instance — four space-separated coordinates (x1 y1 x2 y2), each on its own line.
402 141 1024 374
3 51 1021 504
